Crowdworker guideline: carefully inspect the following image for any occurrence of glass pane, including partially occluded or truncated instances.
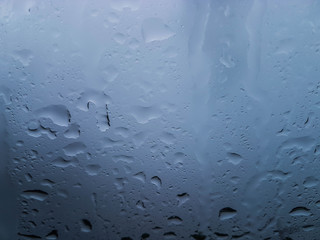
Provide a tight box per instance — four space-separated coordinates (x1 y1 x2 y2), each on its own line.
1 0 320 239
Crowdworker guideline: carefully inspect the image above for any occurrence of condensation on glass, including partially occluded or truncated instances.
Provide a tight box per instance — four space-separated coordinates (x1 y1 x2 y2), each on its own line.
0 0 320 239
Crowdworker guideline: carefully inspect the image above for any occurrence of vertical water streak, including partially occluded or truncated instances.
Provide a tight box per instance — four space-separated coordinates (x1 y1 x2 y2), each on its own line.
188 0 212 232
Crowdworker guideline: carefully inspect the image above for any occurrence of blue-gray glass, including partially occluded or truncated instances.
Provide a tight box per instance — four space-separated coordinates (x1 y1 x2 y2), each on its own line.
0 0 320 239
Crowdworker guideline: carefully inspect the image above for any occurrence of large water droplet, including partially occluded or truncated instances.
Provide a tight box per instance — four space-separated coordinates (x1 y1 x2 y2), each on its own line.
21 190 48 201
151 176 162 190
80 219 92 232
219 207 237 220
36 105 71 127
64 123 80 139
289 207 311 217
85 164 101 176
142 18 175 43
12 49 33 66
130 105 161 124
63 142 86 156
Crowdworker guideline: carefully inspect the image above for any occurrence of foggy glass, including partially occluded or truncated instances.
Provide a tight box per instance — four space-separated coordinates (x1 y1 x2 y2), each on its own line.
1 0 320 239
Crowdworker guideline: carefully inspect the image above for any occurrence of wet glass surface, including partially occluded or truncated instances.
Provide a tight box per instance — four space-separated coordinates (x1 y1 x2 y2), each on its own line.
1 1 320 239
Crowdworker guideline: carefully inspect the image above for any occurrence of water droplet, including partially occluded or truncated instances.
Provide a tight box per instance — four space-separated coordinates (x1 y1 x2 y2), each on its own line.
141 233 150 239
133 131 148 147
227 152 243 165
278 137 315 153
303 225 315 232
12 49 33 66
128 38 139 50
41 179 55 188
57 189 68 198
18 233 41 239
289 207 311 217
219 207 237 220
80 219 92 232
159 132 176 145
177 193 189 207
52 157 76 168
77 89 112 112
109 0 140 11
85 164 101 176
130 105 161 124
16 140 24 147
114 178 128 190
163 46 178 58
106 12 119 24
64 123 80 139
102 137 123 148
173 152 185 165
219 54 236 68
142 18 175 43
121 237 133 240
191 232 207 240
113 32 126 44
133 172 146 183
303 176 319 188
63 142 86 156
102 65 119 83
0 85 12 105
46 230 58 240
274 38 294 55
21 190 48 201
36 105 71 127
214 232 229 240
136 200 146 210
167 216 183 225
25 173 32 182
112 155 134 163
163 231 176 239
114 127 130 138
151 176 162 190
27 119 40 131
